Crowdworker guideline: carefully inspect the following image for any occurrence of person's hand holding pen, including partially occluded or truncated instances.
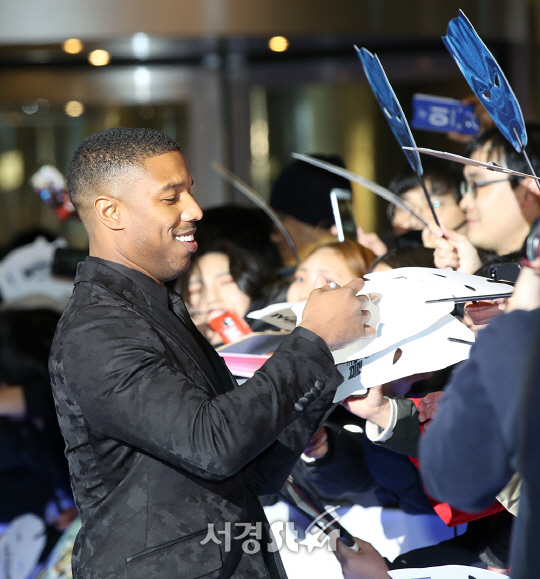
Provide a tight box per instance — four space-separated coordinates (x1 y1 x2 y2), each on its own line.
432 223 482 274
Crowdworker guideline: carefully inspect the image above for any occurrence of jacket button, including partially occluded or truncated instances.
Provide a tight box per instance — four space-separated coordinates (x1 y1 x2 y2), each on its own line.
298 396 310 406
294 401 305 412
310 387 321 398
314 379 325 392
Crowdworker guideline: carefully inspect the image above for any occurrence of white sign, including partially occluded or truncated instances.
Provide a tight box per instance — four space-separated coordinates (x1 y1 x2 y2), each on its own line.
1 514 46 579
247 302 297 331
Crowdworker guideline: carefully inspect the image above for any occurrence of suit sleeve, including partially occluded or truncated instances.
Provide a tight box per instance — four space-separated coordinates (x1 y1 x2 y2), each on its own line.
52 300 343 482
250 328 341 495
419 309 540 512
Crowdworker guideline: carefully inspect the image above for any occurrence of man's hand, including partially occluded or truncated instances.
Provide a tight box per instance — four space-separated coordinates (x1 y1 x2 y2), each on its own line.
417 391 444 425
432 225 482 274
303 426 329 459
300 276 375 350
356 226 388 258
341 385 391 430
506 259 540 312
334 537 390 579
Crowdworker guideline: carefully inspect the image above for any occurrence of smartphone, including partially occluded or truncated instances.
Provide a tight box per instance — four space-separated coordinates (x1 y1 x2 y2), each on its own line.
411 94 480 136
487 263 521 284
208 310 253 344
330 188 356 242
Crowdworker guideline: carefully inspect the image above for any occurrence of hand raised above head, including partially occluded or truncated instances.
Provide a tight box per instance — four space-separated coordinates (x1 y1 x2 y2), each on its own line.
356 226 388 257
299 276 375 351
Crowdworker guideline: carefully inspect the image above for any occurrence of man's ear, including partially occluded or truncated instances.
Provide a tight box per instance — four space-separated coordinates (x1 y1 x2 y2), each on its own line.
517 177 540 208
94 196 124 230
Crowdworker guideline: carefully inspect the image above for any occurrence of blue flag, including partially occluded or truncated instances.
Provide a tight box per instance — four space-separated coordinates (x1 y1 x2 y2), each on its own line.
443 10 527 152
356 46 423 175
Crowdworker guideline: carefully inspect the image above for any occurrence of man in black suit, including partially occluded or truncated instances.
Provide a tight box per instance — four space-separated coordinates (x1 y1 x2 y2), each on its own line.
49 128 373 579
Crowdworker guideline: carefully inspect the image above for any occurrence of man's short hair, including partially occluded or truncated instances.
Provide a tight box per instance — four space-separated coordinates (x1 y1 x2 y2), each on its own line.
67 127 180 214
389 157 463 203
464 121 540 189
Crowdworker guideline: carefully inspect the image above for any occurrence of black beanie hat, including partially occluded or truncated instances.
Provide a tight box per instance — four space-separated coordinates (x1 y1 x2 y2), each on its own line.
270 154 352 228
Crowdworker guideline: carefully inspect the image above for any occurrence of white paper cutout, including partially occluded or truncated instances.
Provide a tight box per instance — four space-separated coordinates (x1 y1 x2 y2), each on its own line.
336 359 368 399
1 514 46 579
332 278 455 364
333 315 474 401
389 564 509 578
252 269 509 400
364 267 512 298
247 302 297 331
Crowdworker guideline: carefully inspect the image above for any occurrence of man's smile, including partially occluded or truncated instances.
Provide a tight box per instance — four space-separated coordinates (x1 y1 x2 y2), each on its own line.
174 230 198 252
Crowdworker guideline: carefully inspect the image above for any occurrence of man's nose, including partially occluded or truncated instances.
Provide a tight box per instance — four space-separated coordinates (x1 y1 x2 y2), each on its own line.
183 195 203 222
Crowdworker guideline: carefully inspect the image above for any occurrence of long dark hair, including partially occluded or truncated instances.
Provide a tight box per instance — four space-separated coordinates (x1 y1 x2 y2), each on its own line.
178 240 280 306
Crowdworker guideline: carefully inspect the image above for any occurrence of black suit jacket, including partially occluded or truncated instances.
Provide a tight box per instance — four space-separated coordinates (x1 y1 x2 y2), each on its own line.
49 258 342 579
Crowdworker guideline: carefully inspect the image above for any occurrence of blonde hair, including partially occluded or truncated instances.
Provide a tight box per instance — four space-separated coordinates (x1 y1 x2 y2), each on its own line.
300 239 376 279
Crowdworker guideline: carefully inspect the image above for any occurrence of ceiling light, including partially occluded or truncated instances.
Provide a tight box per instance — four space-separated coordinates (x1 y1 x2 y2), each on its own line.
132 33 150 60
88 49 110 66
63 38 84 54
65 101 85 117
268 36 289 52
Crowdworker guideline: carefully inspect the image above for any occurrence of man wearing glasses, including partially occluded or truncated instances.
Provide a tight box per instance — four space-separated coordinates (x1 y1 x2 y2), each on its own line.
434 123 540 272
386 157 466 243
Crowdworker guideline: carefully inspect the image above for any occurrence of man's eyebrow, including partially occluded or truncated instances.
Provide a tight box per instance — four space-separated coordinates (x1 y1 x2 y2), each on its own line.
160 178 194 192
